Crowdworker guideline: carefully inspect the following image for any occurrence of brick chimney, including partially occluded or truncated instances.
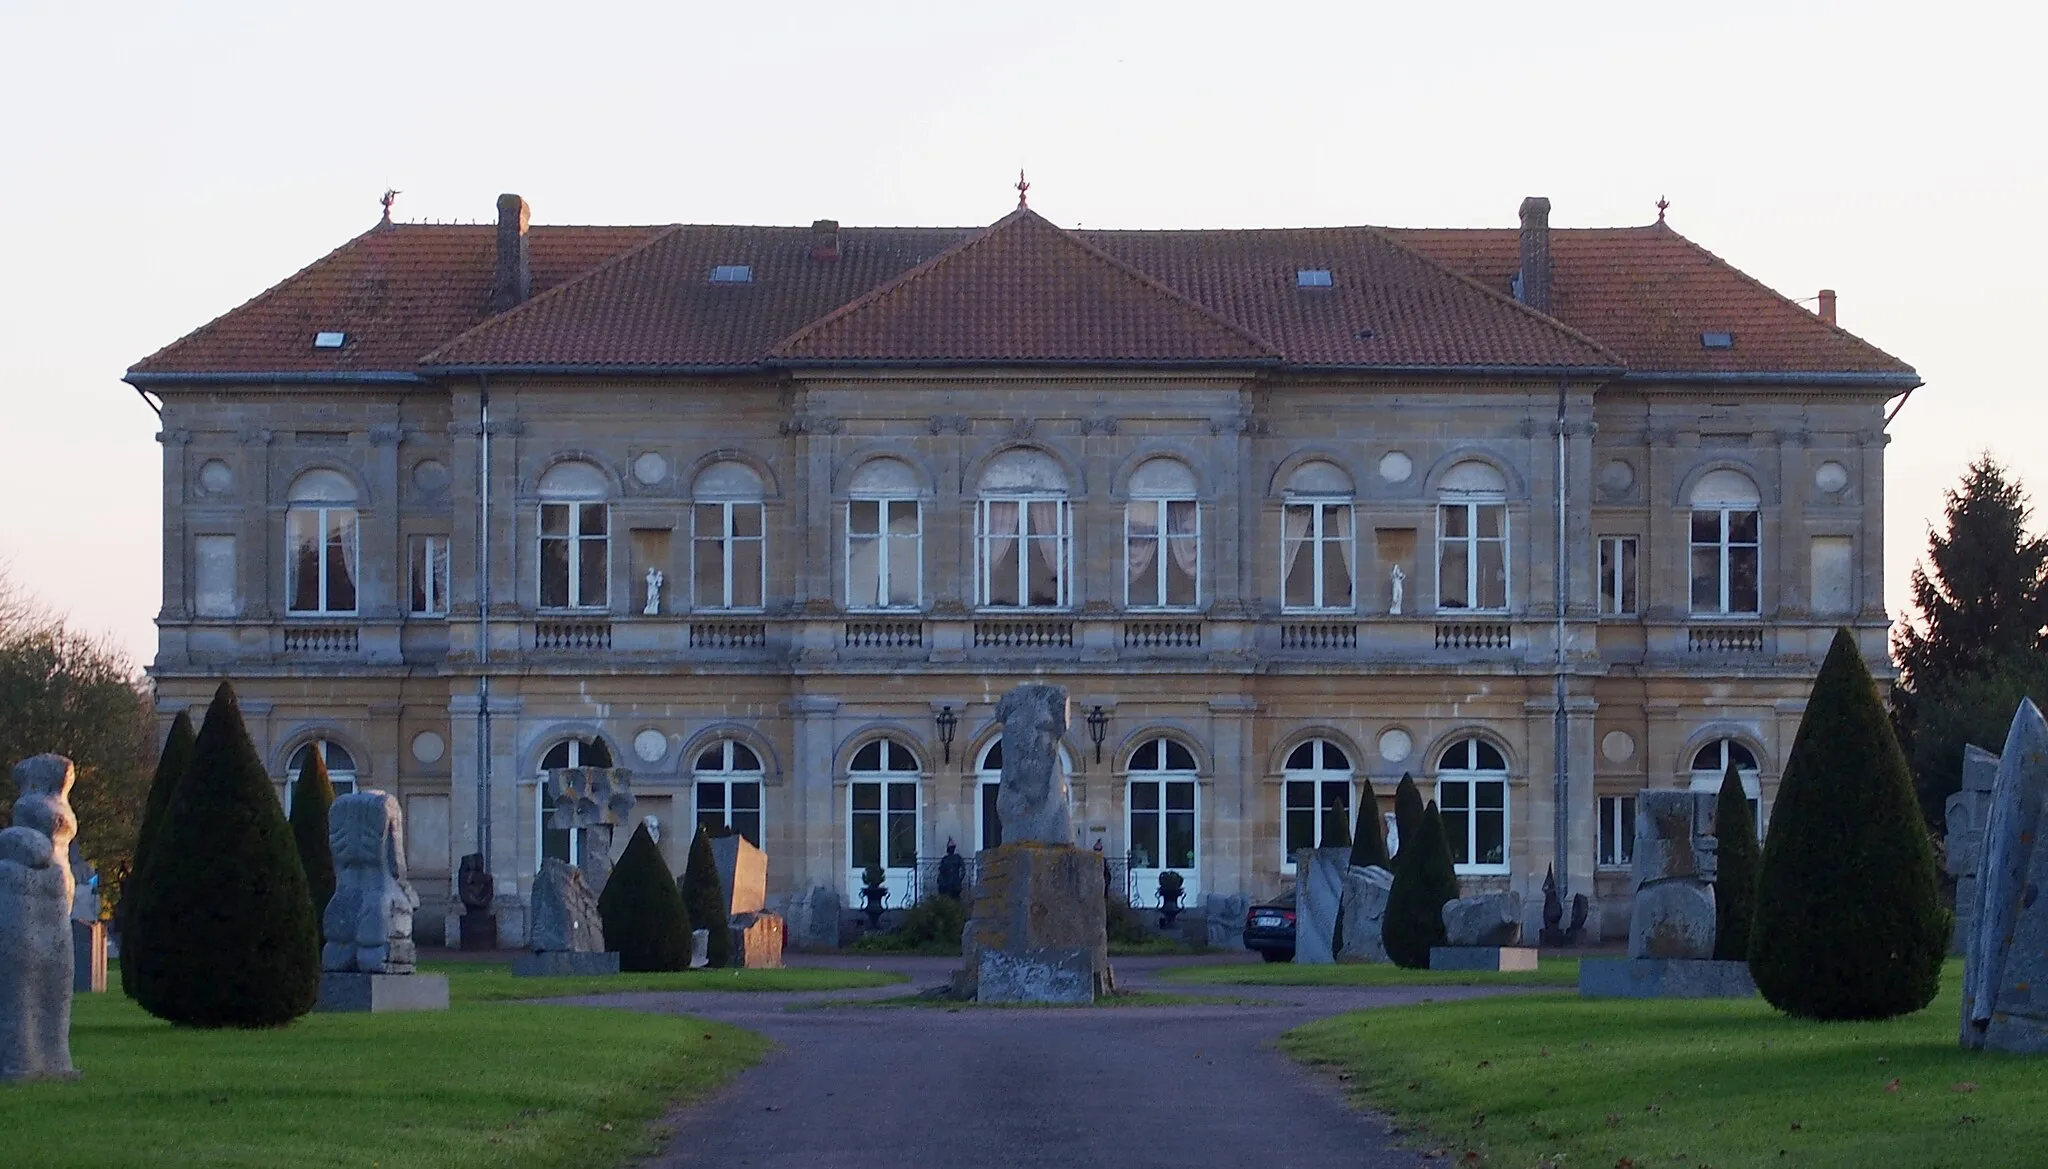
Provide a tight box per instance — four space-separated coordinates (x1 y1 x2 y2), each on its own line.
811 219 841 263
1818 288 1837 326
492 193 531 313
1517 196 1553 314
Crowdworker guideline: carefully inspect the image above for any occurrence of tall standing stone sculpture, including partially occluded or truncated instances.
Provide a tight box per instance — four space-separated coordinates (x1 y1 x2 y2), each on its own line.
515 858 618 976
456 852 497 951
0 755 79 1081
1291 847 1349 964
546 766 636 897
1580 789 1754 998
1946 744 2001 955
1961 700 2048 1052
953 684 1112 1003
316 790 449 1011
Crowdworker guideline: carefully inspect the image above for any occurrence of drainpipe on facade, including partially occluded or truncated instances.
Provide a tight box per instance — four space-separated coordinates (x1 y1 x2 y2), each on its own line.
476 376 493 869
1552 377 1570 908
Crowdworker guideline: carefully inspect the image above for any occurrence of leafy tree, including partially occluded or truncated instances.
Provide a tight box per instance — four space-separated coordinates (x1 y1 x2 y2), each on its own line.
1382 800 1459 969
127 682 320 1027
120 712 195 998
288 748 337 927
1752 631 1948 1020
598 822 691 972
679 827 732 968
1391 773 1423 861
1349 781 1391 870
1712 761 1760 962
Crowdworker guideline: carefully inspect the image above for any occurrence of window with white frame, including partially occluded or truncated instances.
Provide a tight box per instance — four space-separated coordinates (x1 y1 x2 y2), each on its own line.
1689 737 1764 832
286 469 360 615
694 461 766 610
1125 458 1199 609
1282 738 1353 867
1689 470 1761 615
845 458 921 610
976 449 1071 608
1436 737 1509 872
1597 794 1636 868
538 461 609 610
285 739 358 814
848 738 921 904
1127 737 1199 903
409 534 450 616
693 739 764 845
1598 535 1638 616
538 736 612 864
1437 461 1509 612
1281 460 1355 611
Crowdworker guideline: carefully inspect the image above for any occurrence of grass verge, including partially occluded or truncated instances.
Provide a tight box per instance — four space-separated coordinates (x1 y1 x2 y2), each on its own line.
1157 957 1579 988
0 992 764 1169
433 961 905 1002
1281 960 2048 1169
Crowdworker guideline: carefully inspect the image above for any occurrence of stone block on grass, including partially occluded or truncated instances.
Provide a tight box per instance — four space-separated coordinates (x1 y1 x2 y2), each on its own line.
953 842 1111 1002
729 912 786 968
1430 945 1539 972
1337 865 1393 964
316 971 451 1012
977 947 1096 1004
1578 957 1756 998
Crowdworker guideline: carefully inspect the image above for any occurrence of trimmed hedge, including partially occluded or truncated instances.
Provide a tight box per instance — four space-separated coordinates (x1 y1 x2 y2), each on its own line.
120 711 195 999
1382 800 1459 969
1751 630 1948 1019
128 682 319 1027
1712 761 1760 962
598 822 691 972
680 827 732 968
1391 773 1424 862
1349 781 1392 870
288 748 337 929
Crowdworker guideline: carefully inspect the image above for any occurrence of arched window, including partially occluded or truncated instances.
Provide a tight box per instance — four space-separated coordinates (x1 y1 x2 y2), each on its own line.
1127 737 1200 906
1282 460 1354 611
1126 458 1199 610
285 739 357 814
539 460 609 610
847 737 921 905
974 737 1078 852
1689 470 1761 615
537 736 613 865
695 461 766 610
1437 460 1508 612
846 458 921 610
286 470 360 615
693 738 763 845
1282 738 1353 868
1436 738 1509 873
1690 737 1764 833
976 450 1071 609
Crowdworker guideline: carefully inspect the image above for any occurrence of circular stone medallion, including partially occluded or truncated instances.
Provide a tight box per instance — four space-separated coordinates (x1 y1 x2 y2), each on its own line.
411 459 450 494
198 459 234 493
633 452 669 486
633 728 668 763
1377 451 1414 483
411 731 446 764
1601 730 1636 764
1377 728 1413 763
1599 459 1636 494
1814 461 1850 493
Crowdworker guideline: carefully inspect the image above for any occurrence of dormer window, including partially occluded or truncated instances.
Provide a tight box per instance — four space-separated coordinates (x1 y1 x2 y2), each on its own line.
313 331 347 349
1702 331 1735 349
709 265 754 284
1296 269 1333 288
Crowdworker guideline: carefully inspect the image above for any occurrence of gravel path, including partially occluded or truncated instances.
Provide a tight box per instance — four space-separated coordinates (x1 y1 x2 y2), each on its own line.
548 955 1521 1169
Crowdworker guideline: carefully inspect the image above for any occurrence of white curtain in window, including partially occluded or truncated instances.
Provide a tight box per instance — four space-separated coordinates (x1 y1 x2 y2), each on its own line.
1166 500 1199 576
1126 503 1159 593
1282 505 1313 581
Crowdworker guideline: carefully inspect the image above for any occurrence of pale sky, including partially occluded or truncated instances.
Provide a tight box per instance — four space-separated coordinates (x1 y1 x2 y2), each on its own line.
2 0 2039 667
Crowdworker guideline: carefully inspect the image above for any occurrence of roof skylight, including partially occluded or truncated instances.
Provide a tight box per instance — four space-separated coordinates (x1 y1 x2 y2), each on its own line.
710 265 754 284
1296 269 1333 288
1701 331 1735 349
313 331 347 349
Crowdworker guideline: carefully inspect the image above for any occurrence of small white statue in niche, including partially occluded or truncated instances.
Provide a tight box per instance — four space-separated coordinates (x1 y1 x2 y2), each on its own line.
1388 563 1405 616
643 567 664 616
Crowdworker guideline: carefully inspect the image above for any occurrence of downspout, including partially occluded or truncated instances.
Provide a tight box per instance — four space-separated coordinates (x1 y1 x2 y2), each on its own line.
1553 377 1570 907
476 376 493 869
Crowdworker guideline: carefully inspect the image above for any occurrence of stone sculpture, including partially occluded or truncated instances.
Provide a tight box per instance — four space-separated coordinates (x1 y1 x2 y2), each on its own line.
322 791 420 975
936 840 967 901
514 858 617 976
1336 865 1394 963
1389 563 1405 616
456 852 497 951
709 833 785 968
1946 743 2000 955
1961 700 2048 1052
1628 790 1718 959
546 766 636 896
992 684 1075 845
1443 891 1524 946
1539 865 1566 947
0 755 79 1081
643 567 663 616
1292 848 1349 964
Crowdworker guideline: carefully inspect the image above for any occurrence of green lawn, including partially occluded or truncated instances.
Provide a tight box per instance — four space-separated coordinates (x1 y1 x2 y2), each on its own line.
796 989 1272 1010
1157 957 1580 988
1282 960 2048 1169
430 961 905 1002
1 992 765 1169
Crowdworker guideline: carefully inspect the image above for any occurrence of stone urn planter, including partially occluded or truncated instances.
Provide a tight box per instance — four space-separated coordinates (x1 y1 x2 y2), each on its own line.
859 864 888 931
1157 871 1185 930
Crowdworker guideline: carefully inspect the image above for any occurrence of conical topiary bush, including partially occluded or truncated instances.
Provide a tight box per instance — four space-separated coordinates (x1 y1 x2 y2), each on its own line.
1348 782 1391 870
1382 800 1459 968
1750 630 1948 1019
599 822 691 972
1713 761 1761 963
680 827 732 968
129 682 320 1027
120 711 196 999
289 748 337 929
1391 773 1424 861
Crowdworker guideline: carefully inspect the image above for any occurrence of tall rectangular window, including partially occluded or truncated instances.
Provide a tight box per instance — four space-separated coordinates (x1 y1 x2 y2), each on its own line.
1597 794 1636 868
694 501 765 610
194 535 237 618
1437 501 1508 611
286 506 359 615
1281 500 1354 611
694 780 763 846
846 499 921 609
1282 780 1352 862
1690 508 1760 614
1438 777 1508 872
1598 535 1638 616
1126 498 1199 609
978 497 1070 608
540 503 608 609
409 535 450 616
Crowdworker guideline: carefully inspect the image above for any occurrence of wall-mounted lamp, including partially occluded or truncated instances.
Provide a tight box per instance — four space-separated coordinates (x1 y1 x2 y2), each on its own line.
936 704 958 763
1086 705 1109 764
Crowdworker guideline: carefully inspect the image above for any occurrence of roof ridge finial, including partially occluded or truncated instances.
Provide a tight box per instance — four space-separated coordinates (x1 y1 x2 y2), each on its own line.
381 188 400 224
1015 169 1030 209
1655 194 1669 224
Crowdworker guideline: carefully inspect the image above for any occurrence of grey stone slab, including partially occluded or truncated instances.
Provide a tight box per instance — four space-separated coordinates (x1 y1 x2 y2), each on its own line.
1441 890 1523 946
528 858 605 953
1578 957 1756 998
954 843 1112 1000
316 971 451 1012
730 912 786 968
1337 866 1393 964
1430 946 1539 972
0 754 79 1082
1962 700 2048 1052
1292 848 1348 964
712 834 769 916
71 921 105 994
512 951 621 977
1950 744 2001 954
976 947 1095 1004
691 928 710 969
1205 893 1249 950
993 684 1076 845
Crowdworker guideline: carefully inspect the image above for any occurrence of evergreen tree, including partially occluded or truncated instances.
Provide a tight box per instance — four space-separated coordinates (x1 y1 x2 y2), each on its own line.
1752 631 1948 1020
598 822 691 972
1712 761 1760 963
120 711 195 999
128 682 320 1027
680 827 732 968
1391 773 1423 861
288 748 337 928
1382 801 1459 969
1348 781 1391 870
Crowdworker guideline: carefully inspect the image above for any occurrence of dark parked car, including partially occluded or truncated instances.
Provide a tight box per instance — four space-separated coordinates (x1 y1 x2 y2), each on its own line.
1243 889 1296 962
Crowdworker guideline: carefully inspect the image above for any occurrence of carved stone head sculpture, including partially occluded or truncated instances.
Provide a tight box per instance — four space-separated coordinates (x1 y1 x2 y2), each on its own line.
993 683 1075 846
321 790 420 974
457 852 494 913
